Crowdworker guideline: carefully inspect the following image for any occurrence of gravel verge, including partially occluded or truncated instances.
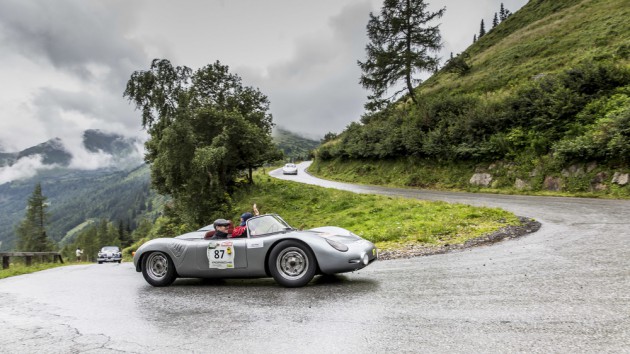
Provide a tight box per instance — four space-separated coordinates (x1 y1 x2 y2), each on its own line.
378 216 542 260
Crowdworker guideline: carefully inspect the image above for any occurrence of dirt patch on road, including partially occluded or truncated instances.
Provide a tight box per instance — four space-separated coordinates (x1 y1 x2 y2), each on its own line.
378 216 541 260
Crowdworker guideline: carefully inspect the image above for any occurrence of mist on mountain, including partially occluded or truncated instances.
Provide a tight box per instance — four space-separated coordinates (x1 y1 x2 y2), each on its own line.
0 129 144 184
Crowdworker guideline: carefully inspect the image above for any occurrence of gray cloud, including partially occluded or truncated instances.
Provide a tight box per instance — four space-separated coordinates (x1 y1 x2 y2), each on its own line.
241 1 374 138
0 0 529 154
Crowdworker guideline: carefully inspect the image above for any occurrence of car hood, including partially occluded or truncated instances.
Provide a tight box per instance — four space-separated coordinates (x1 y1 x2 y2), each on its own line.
303 226 363 244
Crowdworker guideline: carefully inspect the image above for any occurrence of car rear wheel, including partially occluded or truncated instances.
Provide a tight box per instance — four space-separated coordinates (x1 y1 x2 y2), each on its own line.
268 241 317 288
142 251 177 287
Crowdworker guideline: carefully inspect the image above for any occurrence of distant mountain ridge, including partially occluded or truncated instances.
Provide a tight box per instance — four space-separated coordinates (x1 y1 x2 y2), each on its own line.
0 129 141 169
273 127 320 160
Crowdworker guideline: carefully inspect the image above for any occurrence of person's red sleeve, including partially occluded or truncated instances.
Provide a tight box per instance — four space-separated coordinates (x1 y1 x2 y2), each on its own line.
231 226 246 238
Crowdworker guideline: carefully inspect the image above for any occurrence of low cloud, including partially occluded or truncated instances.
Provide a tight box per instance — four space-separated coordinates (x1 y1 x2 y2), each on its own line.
63 137 145 170
0 155 57 185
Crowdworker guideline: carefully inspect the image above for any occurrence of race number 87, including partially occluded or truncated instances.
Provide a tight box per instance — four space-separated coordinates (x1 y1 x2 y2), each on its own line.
214 250 225 259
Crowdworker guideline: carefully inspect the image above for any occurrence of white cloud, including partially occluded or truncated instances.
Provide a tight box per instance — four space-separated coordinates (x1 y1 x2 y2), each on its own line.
0 155 57 185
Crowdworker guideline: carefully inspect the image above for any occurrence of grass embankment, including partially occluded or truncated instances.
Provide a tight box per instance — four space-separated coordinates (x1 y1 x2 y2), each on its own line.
309 158 630 199
2 170 524 278
232 173 521 252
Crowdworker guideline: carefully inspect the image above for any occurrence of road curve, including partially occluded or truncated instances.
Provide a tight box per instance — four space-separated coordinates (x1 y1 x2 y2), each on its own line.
0 161 628 353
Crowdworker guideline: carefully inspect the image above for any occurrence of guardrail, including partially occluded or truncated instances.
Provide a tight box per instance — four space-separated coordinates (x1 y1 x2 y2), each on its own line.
0 252 64 269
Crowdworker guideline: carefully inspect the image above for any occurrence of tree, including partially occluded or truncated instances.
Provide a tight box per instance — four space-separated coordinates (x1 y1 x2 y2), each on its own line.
124 59 281 226
499 3 511 22
16 183 53 251
321 132 338 143
479 19 486 38
492 13 499 28
443 53 471 75
358 0 445 110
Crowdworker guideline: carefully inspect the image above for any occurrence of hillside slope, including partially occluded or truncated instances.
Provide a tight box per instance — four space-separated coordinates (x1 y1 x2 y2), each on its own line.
314 0 630 196
422 0 629 96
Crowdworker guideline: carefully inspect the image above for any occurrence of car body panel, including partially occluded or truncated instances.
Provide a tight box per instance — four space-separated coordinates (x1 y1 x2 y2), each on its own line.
133 214 377 282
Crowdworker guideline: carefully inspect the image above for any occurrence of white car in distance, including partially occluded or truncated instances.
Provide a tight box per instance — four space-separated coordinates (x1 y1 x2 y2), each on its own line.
282 163 298 175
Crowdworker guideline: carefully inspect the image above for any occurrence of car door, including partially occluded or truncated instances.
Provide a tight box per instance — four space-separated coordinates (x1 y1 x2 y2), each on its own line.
195 238 248 272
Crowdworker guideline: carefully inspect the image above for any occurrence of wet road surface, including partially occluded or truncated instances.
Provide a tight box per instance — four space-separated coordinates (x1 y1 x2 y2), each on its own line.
1 161 629 353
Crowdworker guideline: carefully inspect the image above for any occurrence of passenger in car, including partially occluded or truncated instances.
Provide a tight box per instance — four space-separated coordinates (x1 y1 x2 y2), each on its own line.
230 204 259 238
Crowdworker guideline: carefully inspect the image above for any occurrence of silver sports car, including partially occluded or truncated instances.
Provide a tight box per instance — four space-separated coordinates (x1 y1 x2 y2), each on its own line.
133 214 378 287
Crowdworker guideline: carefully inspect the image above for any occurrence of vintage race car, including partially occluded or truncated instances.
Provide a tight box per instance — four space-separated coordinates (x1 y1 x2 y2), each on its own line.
133 214 377 287
97 246 122 264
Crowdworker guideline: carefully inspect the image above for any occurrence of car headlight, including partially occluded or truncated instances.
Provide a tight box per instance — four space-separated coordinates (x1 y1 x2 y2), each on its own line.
326 238 348 252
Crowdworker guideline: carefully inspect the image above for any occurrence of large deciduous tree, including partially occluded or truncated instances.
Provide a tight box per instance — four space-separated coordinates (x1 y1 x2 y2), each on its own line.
16 183 54 251
124 59 281 227
358 0 445 111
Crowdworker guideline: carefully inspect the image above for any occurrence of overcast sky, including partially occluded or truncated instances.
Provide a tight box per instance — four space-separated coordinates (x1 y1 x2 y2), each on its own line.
0 0 528 154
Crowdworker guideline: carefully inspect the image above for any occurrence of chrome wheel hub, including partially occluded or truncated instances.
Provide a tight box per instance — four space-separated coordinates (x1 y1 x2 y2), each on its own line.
277 247 308 279
147 253 168 280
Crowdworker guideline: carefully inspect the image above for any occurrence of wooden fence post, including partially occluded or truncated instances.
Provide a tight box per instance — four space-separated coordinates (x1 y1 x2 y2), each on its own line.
2 256 9 270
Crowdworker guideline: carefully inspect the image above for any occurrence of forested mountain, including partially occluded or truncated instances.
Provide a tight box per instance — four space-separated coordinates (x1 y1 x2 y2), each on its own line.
0 165 159 251
316 0 629 193
273 127 320 161
0 130 151 251
0 125 311 251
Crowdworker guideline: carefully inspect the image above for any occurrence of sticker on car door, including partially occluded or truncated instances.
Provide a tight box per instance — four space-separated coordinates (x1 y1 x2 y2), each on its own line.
207 241 235 269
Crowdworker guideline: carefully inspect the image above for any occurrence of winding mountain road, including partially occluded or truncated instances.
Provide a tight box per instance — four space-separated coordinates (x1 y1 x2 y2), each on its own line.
0 161 628 353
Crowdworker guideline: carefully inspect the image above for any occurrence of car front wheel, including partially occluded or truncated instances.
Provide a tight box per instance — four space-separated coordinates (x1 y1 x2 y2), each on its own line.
268 241 317 288
142 251 177 287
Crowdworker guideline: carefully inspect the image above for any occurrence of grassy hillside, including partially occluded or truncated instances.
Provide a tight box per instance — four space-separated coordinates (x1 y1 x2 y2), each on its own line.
315 0 630 195
423 0 629 96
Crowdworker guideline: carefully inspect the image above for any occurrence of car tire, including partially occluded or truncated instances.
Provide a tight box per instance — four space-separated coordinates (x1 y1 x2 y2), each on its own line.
142 251 177 287
98 261 102 264
118 260 121 264
268 240 317 288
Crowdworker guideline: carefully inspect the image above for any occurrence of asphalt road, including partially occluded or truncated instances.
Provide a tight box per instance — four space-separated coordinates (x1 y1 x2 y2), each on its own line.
1 161 629 353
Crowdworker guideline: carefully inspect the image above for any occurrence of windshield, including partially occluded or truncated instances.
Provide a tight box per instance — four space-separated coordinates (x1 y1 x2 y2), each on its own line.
247 214 293 237
101 246 120 252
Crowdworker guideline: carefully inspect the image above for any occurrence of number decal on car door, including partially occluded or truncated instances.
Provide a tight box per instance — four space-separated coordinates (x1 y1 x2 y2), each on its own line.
207 241 235 269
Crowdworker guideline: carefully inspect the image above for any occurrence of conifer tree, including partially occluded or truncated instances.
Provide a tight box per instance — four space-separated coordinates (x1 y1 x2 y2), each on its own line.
358 0 445 110
493 13 499 28
479 19 486 38
16 183 53 251
499 3 511 21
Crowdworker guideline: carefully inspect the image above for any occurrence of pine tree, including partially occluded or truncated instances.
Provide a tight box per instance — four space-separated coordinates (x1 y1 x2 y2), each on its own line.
493 13 499 28
473 34 477 43
358 0 445 109
479 19 486 38
16 183 53 251
499 3 511 22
